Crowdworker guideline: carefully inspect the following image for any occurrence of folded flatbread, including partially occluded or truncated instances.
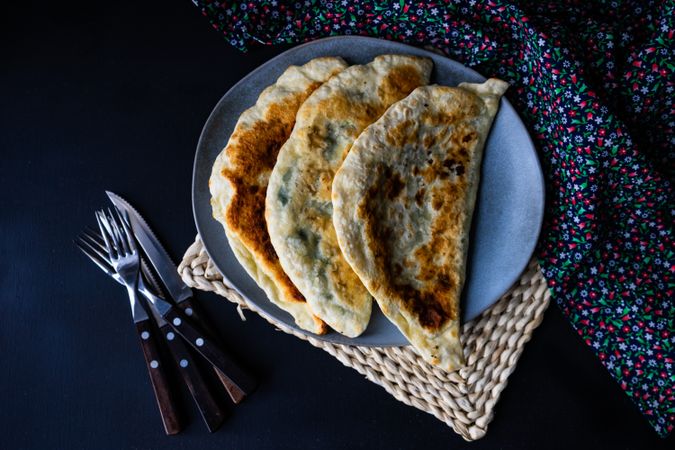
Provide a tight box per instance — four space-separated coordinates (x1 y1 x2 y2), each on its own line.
332 79 509 368
266 55 433 337
210 57 348 334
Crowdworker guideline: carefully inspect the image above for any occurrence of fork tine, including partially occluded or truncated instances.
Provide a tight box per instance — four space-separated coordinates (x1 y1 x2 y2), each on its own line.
79 231 110 264
108 207 129 256
82 227 106 252
75 235 111 268
116 208 138 253
96 210 116 259
103 209 124 256
75 237 115 277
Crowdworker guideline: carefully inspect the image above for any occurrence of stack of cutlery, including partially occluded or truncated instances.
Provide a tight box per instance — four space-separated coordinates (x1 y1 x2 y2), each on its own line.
75 192 256 434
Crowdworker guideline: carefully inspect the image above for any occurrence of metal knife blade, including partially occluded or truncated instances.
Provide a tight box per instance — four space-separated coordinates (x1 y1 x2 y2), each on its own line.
106 191 192 302
140 257 165 299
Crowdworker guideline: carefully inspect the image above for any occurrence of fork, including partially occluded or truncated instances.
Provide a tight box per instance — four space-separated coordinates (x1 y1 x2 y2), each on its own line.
77 227 225 432
97 208 256 398
92 209 183 435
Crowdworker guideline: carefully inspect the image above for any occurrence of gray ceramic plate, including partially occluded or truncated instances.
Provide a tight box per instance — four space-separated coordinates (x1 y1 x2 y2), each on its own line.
192 36 544 347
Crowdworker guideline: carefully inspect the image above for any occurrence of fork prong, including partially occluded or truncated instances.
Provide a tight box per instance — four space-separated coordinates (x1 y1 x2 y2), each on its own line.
106 208 126 250
82 227 106 252
104 209 124 256
108 207 129 256
75 237 116 277
79 232 110 264
117 208 138 253
96 210 116 259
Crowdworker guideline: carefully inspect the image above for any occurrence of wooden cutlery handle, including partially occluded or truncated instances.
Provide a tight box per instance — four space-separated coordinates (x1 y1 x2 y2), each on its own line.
176 298 246 404
134 320 183 435
164 308 257 400
159 323 226 433
176 297 216 340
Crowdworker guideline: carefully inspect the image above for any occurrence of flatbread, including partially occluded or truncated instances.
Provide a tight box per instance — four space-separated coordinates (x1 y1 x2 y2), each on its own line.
266 55 433 337
210 57 348 334
332 79 509 368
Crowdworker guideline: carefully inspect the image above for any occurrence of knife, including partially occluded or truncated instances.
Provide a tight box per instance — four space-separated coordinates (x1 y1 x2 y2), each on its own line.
139 263 226 432
78 230 227 431
104 195 237 390
106 191 256 403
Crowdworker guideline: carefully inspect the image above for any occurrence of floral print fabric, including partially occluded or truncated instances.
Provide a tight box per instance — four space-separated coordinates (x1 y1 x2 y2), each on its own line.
192 0 674 436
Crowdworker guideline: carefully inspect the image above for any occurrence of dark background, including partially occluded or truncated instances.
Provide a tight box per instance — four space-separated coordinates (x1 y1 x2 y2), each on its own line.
2 1 672 449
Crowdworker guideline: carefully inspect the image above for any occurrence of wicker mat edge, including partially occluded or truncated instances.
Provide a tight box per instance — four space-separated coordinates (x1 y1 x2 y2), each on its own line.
178 235 551 441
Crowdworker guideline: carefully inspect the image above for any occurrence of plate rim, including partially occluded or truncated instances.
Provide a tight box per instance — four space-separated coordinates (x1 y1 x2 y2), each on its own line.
192 35 545 347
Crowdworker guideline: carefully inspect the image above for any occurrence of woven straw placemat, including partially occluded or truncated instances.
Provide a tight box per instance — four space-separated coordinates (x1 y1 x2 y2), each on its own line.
178 235 551 441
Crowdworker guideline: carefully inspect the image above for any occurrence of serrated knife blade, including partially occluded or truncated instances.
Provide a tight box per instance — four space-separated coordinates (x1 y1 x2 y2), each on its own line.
106 191 192 302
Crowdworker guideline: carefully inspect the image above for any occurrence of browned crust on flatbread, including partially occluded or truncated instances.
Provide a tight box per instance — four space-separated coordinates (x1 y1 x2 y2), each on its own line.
265 55 432 337
356 87 483 332
310 63 429 147
377 64 429 106
220 84 328 333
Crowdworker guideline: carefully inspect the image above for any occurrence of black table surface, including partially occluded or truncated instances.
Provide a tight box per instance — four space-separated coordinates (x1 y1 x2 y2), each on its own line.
2 2 673 449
